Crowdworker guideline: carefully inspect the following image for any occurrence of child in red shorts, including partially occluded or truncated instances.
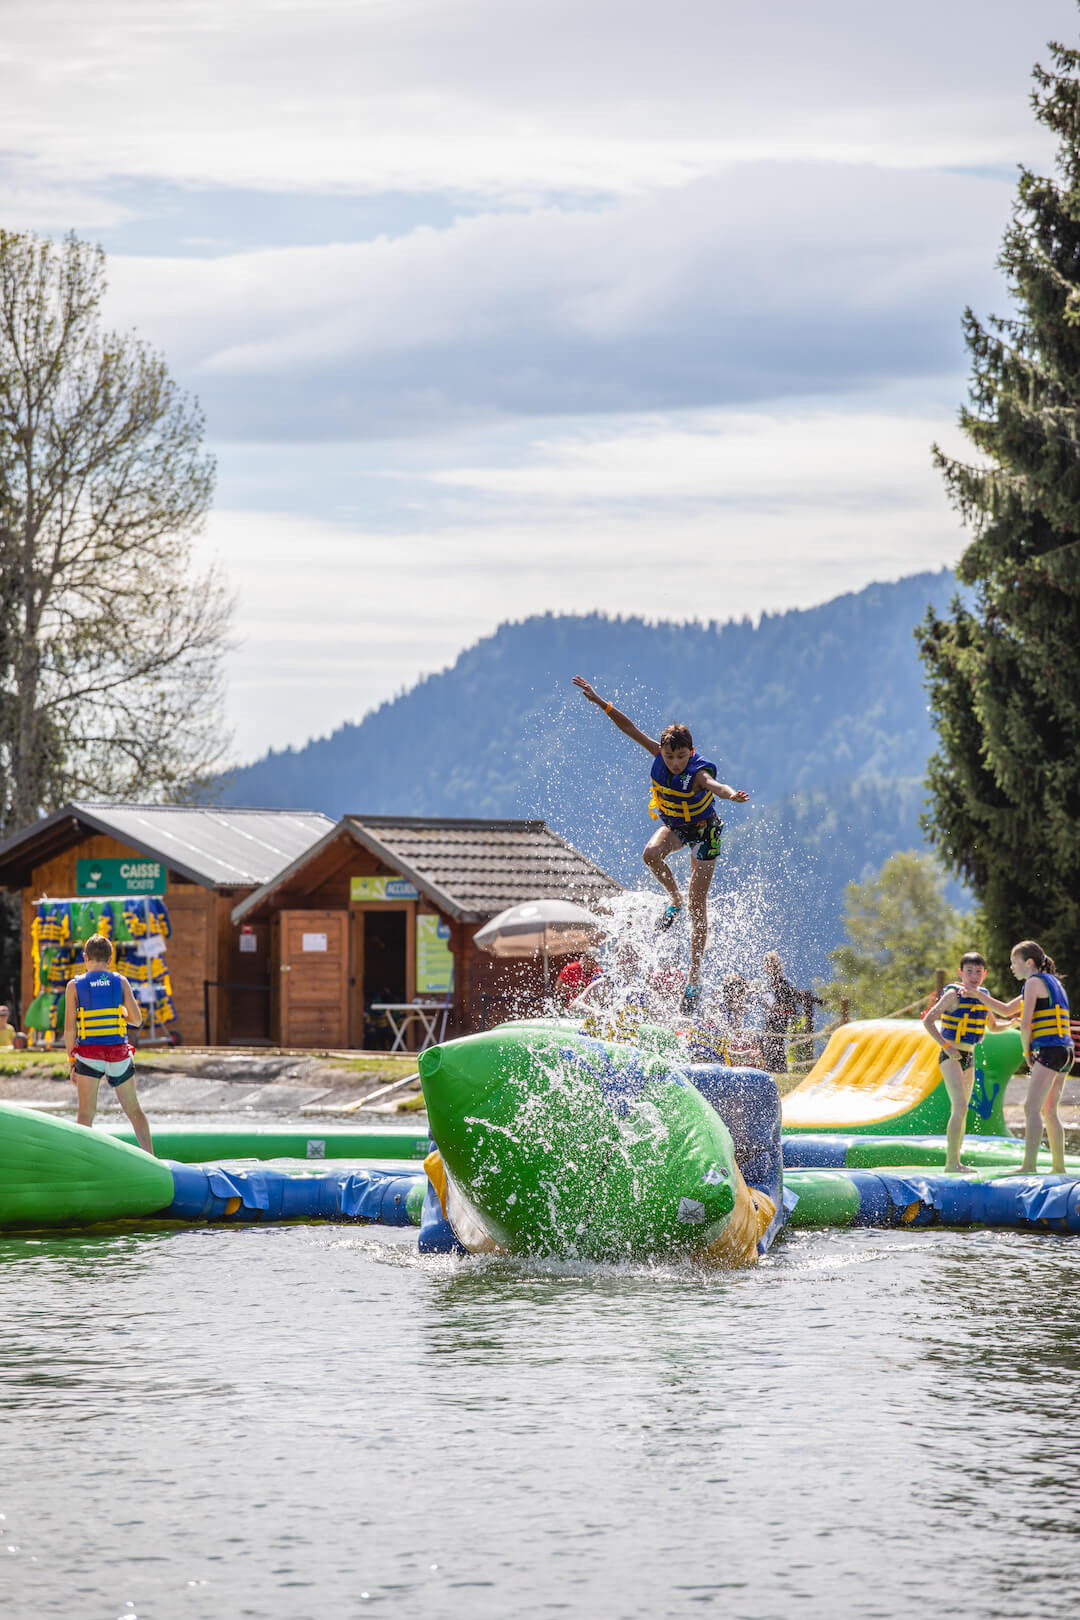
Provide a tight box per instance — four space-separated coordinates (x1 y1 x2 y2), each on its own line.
65 933 153 1154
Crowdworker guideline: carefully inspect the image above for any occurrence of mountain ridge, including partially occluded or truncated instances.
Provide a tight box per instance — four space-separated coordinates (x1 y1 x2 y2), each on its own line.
222 568 965 979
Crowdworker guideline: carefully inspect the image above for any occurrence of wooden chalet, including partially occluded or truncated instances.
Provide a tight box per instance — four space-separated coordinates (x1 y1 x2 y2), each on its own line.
231 815 622 1049
0 803 334 1045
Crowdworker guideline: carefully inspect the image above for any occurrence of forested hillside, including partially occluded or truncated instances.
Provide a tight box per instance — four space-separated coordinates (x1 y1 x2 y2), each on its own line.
223 570 965 979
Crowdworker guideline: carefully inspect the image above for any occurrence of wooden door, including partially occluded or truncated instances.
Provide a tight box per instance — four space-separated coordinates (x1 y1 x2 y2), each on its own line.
164 885 215 1043
279 910 348 1049
348 903 416 1049
226 919 271 1044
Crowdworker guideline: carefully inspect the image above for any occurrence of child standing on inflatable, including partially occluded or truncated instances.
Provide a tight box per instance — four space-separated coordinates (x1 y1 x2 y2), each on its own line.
976 940 1073 1175
922 951 1009 1174
572 676 748 1013
64 933 153 1155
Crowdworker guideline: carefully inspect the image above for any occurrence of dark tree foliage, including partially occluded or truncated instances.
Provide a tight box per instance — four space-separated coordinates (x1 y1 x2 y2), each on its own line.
920 36 1080 982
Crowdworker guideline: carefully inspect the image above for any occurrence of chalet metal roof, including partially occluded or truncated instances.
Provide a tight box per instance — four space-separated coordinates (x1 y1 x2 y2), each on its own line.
0 803 336 890
232 815 622 924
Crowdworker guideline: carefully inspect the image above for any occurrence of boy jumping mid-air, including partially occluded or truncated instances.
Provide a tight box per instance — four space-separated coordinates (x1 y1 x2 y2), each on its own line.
573 676 748 1013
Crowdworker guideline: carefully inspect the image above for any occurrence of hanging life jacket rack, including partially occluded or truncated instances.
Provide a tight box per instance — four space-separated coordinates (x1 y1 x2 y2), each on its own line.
31 892 172 1048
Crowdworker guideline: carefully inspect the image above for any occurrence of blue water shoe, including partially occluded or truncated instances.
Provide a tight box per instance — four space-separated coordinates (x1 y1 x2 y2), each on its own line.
656 903 683 932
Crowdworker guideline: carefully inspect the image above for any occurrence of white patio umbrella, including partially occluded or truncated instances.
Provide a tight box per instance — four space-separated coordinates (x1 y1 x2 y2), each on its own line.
473 899 607 991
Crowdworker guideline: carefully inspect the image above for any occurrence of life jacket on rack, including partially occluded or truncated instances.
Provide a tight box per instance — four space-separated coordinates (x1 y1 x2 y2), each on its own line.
73 970 128 1046
1031 972 1073 1049
938 985 990 1047
685 1025 731 1066
648 751 717 826
37 900 71 946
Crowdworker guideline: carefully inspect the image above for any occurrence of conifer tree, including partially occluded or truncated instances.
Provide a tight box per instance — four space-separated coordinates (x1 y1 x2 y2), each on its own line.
920 35 1080 981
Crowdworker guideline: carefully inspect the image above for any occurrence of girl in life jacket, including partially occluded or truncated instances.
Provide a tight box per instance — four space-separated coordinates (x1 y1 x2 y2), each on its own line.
976 939 1074 1175
922 951 1011 1174
573 676 748 1016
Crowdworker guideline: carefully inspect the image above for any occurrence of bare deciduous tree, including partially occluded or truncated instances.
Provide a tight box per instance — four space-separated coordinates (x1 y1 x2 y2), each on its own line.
0 229 232 833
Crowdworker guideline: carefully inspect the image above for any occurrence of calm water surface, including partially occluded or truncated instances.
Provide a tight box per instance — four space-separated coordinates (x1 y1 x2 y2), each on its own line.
2 1214 1079 1620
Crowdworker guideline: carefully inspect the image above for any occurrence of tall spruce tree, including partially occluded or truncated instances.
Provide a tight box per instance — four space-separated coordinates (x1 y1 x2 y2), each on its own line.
920 36 1080 982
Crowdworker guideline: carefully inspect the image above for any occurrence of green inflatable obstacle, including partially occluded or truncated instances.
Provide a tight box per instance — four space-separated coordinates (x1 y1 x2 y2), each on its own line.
493 1018 685 1064
102 1124 433 1161
0 1101 174 1229
419 1026 742 1262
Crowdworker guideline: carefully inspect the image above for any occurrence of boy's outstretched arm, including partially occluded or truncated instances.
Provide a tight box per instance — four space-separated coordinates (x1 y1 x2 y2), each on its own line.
572 676 658 754
697 770 749 805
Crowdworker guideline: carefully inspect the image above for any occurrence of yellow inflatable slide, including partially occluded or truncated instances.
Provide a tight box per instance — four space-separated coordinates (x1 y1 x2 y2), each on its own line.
781 1019 1016 1136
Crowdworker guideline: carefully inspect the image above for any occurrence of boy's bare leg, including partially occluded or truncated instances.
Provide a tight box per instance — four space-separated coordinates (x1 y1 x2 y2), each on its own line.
114 1078 154 1156
940 1056 974 1171
75 1071 102 1129
644 827 683 908
686 858 716 986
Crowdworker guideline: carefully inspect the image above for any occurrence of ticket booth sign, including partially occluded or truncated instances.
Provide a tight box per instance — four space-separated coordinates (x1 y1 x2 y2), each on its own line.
77 857 166 895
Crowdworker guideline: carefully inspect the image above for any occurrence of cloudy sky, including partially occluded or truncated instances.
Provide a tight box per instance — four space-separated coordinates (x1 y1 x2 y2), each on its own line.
3 0 1076 760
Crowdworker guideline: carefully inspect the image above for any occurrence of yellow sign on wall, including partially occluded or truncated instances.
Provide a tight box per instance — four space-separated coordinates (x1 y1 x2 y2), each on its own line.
416 913 454 995
350 874 419 902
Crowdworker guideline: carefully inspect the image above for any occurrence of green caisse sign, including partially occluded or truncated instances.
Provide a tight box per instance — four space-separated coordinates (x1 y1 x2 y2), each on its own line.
77 857 166 896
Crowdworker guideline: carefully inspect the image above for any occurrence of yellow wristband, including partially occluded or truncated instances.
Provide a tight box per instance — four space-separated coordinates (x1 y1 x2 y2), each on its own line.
603 702 613 715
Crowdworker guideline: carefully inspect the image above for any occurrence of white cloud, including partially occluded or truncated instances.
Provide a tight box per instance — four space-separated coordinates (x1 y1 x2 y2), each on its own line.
4 0 1052 761
101 164 1013 436
0 0 1070 199
202 397 970 759
433 407 969 503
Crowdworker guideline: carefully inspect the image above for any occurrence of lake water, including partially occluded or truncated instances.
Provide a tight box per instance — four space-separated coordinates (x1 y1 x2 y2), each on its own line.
3 1213 1079 1619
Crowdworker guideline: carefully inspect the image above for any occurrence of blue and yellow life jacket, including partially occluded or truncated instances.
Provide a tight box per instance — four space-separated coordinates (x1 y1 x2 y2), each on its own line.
580 989 649 1045
74 970 128 1045
116 954 168 985
686 1026 731 1066
1031 972 1073 1049
648 750 717 825
36 900 71 946
120 897 171 941
939 985 990 1047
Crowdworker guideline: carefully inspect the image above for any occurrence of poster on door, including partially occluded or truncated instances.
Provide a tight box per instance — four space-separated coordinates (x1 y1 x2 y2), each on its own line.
416 913 454 995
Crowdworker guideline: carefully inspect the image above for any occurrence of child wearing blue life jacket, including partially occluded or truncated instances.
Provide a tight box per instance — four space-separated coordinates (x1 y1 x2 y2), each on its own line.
572 676 748 1013
975 939 1073 1174
922 951 1009 1173
64 933 152 1154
